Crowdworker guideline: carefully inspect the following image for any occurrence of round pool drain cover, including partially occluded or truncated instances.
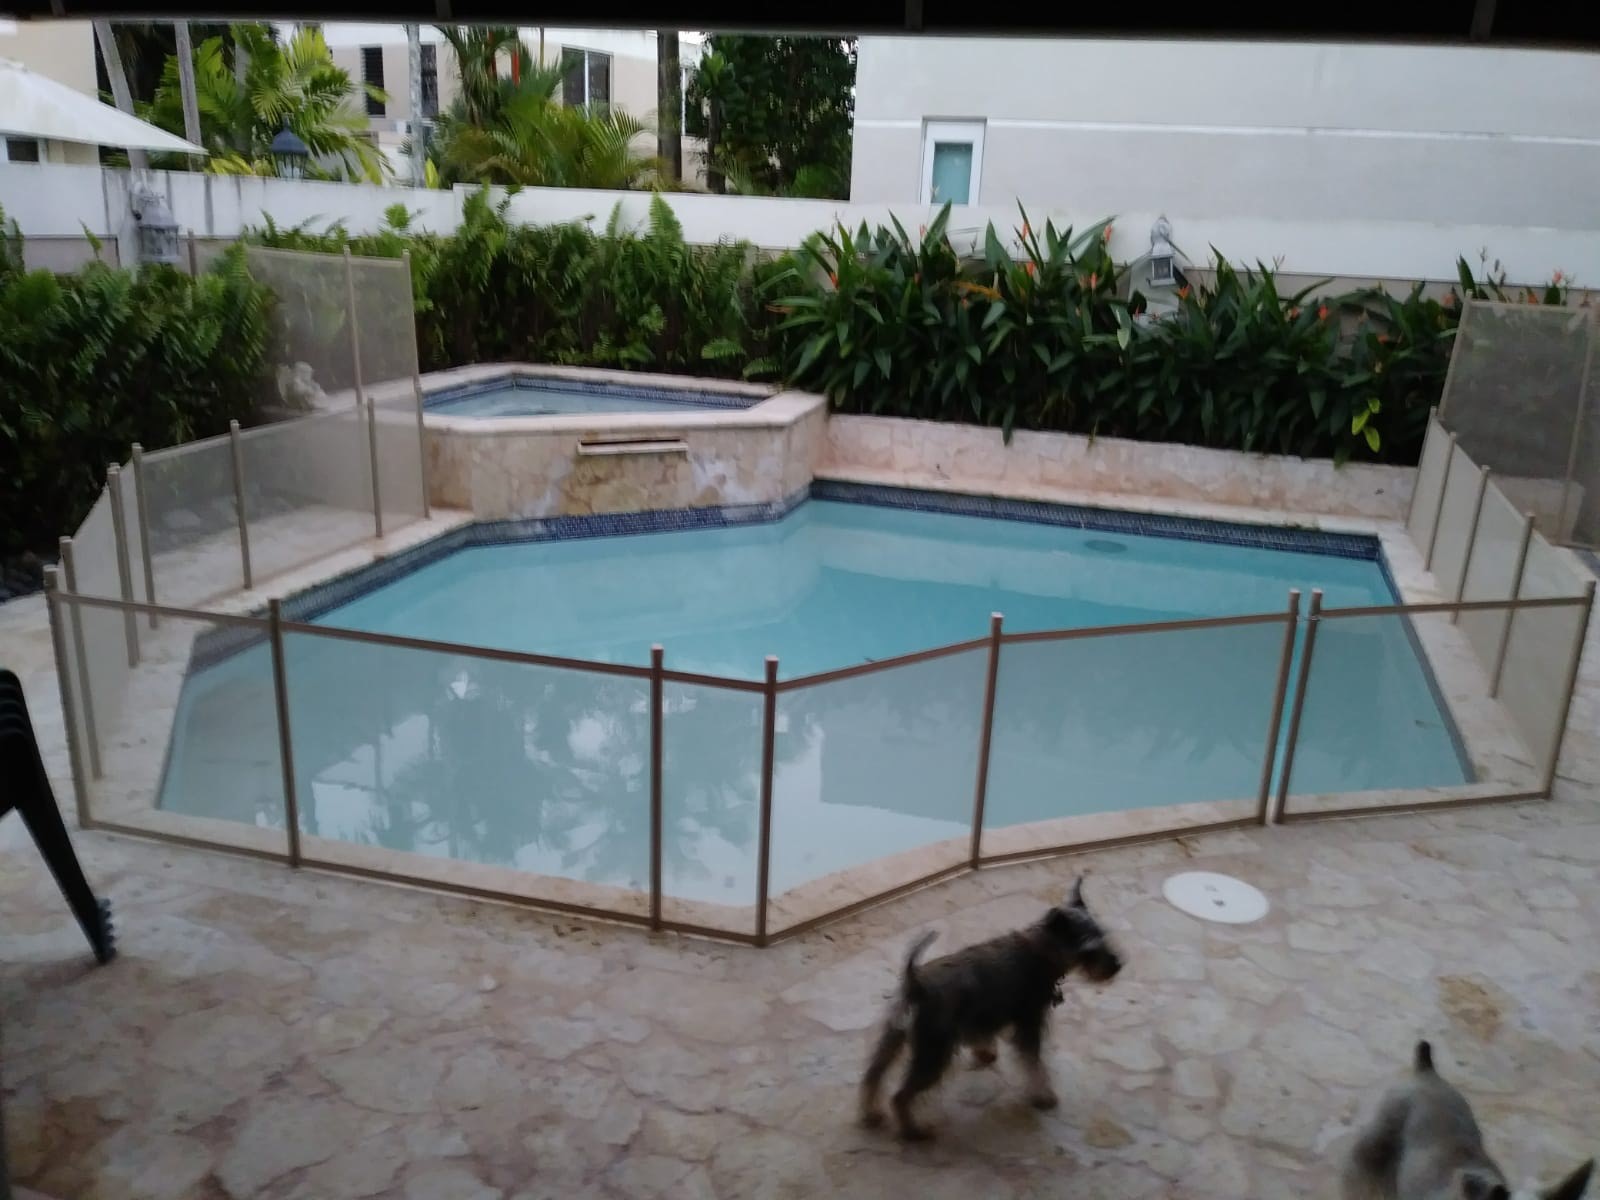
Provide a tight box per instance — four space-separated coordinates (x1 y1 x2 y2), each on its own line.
1085 538 1128 554
1163 872 1269 925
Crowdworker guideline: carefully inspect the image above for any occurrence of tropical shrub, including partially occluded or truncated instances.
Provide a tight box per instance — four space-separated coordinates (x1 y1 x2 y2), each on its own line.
250 191 774 378
247 198 1577 467
0 214 272 557
769 207 1568 463
144 24 388 183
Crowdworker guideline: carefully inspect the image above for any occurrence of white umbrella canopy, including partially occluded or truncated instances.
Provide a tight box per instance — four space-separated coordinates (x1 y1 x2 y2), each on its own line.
0 56 206 154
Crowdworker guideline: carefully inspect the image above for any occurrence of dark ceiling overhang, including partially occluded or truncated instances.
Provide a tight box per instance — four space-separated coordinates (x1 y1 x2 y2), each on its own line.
4 0 1600 51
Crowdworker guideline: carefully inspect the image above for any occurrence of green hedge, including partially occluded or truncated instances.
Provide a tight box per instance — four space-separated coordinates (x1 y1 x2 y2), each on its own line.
0 221 272 557
253 196 1571 470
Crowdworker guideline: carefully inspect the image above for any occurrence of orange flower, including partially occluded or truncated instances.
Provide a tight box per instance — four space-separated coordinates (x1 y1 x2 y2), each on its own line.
1024 261 1037 277
1103 225 1113 242
1022 221 1032 238
1179 285 1192 300
1089 272 1098 289
829 272 838 288
1317 305 1329 321
1287 306 1300 319
1442 293 1456 307
1377 333 1390 344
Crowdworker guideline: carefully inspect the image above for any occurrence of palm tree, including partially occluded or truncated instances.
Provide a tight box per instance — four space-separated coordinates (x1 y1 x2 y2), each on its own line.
656 30 681 183
145 23 388 182
432 26 660 190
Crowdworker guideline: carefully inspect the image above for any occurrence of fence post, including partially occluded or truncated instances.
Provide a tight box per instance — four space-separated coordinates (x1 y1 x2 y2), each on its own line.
754 655 778 946
1490 513 1536 697
130 442 158 630
1425 433 1458 570
57 536 101 781
343 246 381 538
367 397 384 540
1557 312 1596 541
1404 408 1439 531
649 644 664 931
43 566 92 829
1451 465 1491 624
1256 590 1301 824
106 464 139 668
229 420 253 590
404 248 431 520
268 599 304 867
186 229 198 276
1541 579 1596 797
969 613 1003 866
1271 589 1322 821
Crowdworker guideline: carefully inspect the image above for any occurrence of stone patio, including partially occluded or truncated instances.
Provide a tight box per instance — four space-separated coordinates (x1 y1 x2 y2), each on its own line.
4 500 1599 1199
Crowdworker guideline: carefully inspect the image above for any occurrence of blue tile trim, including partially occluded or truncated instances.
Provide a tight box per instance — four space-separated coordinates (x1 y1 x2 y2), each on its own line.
198 483 1388 671
277 489 811 626
425 371 759 414
809 480 1382 562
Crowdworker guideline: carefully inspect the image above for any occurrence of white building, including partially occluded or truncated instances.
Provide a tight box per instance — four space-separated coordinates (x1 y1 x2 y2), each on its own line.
850 37 1600 235
0 17 96 162
290 24 707 182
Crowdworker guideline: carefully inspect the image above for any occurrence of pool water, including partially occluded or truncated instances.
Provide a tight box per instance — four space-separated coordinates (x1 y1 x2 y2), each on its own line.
158 500 1469 906
427 379 739 418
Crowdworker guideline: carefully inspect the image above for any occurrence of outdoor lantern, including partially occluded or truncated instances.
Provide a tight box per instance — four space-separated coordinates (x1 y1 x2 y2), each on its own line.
130 191 181 266
270 125 310 180
1148 216 1177 288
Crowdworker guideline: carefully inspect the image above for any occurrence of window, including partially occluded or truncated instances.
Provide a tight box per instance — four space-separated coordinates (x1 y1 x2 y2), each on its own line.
920 120 985 207
2 138 42 163
420 43 438 119
560 48 611 109
361 46 386 117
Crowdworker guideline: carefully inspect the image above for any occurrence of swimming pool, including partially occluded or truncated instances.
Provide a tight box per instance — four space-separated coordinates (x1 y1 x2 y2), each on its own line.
426 374 756 418
156 495 1468 906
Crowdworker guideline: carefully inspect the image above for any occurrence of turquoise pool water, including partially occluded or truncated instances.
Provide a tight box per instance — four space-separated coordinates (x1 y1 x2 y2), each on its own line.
157 500 1469 908
427 379 736 418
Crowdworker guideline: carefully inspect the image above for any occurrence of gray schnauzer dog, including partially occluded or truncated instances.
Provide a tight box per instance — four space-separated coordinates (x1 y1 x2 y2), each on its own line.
858 876 1123 1140
1342 1040 1593 1200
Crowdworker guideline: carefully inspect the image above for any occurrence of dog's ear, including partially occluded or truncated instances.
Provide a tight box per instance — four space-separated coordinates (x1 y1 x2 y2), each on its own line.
1069 876 1085 909
1542 1159 1594 1200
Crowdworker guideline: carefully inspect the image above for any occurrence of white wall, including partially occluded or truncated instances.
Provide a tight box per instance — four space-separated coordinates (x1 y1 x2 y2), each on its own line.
6 161 1600 289
852 37 1600 243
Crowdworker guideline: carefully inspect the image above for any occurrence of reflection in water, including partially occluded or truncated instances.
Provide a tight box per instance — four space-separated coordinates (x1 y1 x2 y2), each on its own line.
157 501 1468 901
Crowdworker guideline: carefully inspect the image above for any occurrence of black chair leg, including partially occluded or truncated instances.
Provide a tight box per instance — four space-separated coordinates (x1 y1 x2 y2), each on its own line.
2 670 116 965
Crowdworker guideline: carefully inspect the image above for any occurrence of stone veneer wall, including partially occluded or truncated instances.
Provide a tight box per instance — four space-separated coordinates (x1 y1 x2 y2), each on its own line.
819 414 1415 521
425 389 827 520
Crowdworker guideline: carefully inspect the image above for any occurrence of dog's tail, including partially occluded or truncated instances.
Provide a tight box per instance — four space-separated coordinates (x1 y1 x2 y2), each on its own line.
901 931 937 1006
1414 1040 1435 1074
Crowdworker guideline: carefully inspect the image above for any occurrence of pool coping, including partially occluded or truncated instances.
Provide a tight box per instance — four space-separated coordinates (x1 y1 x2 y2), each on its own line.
412 363 809 438
425 369 765 416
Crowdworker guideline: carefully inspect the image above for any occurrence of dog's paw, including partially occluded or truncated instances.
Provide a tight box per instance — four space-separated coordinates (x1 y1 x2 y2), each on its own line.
859 1109 886 1130
1028 1090 1059 1111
